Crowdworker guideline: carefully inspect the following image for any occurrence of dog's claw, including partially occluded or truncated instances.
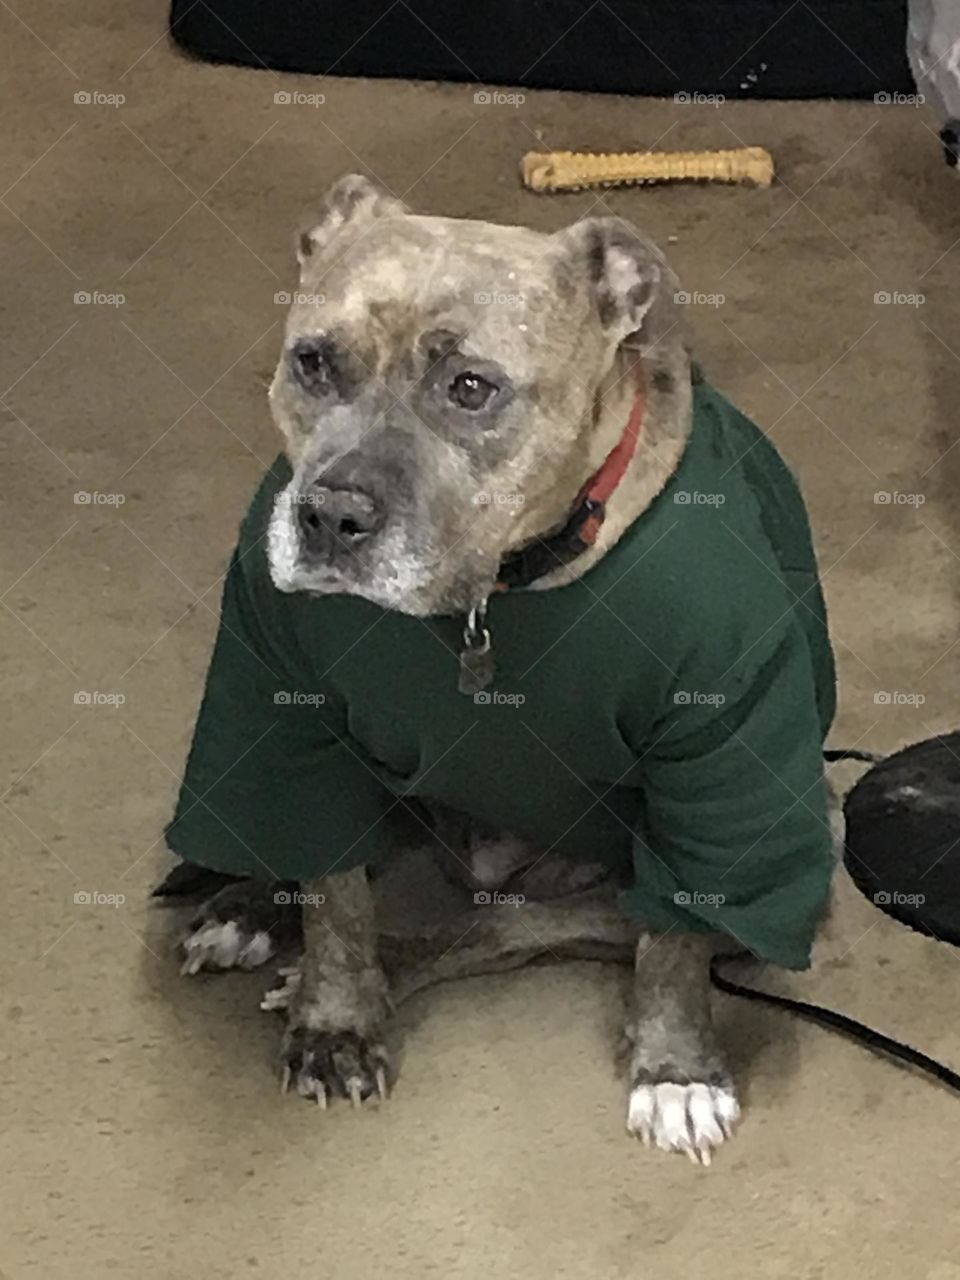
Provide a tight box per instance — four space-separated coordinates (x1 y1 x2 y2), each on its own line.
260 967 302 1012
280 1064 291 1095
627 1081 739 1164
279 1026 391 1109
179 945 211 977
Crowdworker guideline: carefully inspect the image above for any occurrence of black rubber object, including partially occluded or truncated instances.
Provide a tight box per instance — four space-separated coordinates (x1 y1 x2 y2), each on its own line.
169 0 913 99
843 732 960 946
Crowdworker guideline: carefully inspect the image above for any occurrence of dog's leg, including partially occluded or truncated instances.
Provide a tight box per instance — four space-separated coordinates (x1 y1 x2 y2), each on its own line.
275 866 391 1107
380 897 637 1002
625 931 738 1165
263 894 634 1011
264 890 735 1151
178 879 300 974
382 908 738 1164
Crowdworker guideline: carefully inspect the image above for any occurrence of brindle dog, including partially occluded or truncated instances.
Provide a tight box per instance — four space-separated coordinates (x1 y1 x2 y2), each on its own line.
170 174 838 1164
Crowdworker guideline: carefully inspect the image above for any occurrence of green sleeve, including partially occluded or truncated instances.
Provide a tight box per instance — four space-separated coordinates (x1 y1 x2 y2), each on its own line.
620 626 835 970
165 545 406 882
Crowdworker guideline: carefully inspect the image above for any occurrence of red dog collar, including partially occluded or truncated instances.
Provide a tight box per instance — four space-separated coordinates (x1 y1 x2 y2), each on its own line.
496 377 646 590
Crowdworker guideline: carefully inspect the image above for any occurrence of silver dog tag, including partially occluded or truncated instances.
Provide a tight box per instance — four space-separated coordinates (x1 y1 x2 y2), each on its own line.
459 603 494 695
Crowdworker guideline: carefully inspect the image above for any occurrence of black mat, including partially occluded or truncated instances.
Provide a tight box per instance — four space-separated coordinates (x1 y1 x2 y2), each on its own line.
170 0 913 99
844 733 960 946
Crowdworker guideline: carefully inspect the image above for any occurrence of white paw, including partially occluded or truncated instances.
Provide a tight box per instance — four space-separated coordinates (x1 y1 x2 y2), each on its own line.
179 920 276 975
626 1081 740 1165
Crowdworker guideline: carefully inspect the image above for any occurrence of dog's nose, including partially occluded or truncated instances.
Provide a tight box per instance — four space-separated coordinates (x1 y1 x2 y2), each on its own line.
296 485 384 556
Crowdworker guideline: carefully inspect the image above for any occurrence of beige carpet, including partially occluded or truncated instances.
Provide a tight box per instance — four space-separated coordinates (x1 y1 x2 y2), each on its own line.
3 3 960 1276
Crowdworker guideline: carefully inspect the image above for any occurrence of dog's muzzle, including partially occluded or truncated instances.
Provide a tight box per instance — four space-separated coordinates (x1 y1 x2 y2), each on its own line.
296 483 385 559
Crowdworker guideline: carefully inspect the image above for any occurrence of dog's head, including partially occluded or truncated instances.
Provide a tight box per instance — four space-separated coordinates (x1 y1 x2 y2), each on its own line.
267 174 686 615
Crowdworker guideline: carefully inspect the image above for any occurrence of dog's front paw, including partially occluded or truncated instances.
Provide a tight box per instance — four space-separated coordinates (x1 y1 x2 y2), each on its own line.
626 1078 740 1165
280 1025 390 1108
264 964 392 1107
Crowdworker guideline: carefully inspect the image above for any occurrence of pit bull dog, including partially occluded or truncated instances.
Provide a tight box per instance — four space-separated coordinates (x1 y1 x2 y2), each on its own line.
160 174 838 1164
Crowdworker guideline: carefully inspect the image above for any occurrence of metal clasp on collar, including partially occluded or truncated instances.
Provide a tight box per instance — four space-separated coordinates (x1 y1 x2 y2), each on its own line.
458 599 495 695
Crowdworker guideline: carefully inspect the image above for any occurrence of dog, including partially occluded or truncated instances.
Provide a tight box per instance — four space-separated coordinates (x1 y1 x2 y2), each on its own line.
160 174 839 1164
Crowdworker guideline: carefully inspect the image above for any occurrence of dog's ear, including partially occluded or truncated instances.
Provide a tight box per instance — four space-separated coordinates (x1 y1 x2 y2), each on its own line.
296 174 407 267
562 217 674 348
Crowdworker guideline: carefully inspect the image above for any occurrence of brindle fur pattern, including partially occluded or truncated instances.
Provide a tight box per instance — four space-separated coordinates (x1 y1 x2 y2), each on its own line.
173 176 840 1160
280 867 391 1106
266 174 691 615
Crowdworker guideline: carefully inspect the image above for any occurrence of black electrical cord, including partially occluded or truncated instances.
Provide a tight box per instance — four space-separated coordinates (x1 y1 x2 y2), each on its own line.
711 741 960 1094
823 747 885 763
710 955 960 1093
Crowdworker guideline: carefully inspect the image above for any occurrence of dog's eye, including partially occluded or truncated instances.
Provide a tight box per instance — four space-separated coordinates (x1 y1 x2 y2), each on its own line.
449 372 497 411
291 341 333 393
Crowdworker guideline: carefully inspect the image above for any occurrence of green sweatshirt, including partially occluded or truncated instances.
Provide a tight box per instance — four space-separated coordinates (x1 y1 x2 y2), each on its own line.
166 375 837 969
